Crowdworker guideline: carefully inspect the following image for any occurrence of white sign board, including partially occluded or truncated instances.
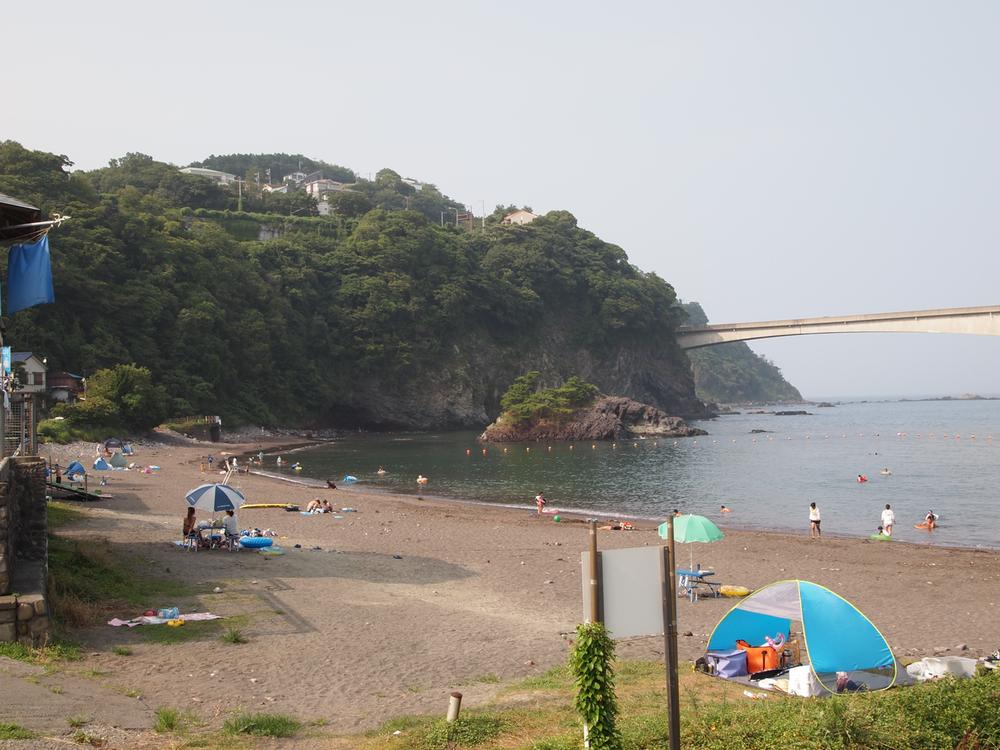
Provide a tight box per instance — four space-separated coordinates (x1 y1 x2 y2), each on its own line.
582 546 665 639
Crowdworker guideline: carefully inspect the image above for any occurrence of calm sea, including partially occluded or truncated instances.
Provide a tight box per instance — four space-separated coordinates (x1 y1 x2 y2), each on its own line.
262 399 1000 549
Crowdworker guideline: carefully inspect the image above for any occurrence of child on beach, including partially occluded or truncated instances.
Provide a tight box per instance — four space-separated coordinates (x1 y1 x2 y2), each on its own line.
809 502 821 538
881 504 895 536
535 492 547 514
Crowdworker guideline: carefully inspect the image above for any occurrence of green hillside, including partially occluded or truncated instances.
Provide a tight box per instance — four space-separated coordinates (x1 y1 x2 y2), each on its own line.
683 302 802 404
0 141 704 428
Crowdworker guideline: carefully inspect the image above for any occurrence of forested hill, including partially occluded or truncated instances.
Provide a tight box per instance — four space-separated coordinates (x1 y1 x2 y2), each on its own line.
682 302 802 404
0 142 708 428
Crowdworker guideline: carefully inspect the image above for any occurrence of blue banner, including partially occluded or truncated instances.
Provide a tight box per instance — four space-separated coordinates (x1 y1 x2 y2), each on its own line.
1 347 9 375
7 234 55 314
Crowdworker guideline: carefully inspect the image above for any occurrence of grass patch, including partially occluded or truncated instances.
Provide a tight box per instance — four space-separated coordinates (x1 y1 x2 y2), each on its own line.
47 535 193 627
475 673 500 684
220 626 248 644
345 662 1000 750
139 619 226 645
153 707 180 733
67 714 89 728
223 712 301 738
112 646 132 656
47 501 85 529
0 640 82 665
0 722 37 740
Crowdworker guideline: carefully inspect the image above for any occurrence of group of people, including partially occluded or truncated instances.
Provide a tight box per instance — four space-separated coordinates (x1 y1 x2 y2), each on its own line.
807 501 938 539
305 498 335 513
183 506 239 549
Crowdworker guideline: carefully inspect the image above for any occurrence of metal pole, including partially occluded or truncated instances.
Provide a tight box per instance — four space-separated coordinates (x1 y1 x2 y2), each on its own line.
588 520 599 623
660 518 681 750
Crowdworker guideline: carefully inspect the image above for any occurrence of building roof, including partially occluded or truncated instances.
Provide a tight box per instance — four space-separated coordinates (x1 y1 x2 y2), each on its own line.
0 192 43 242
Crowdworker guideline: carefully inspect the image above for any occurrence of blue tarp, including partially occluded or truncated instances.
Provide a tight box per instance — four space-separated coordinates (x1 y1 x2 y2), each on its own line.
7 235 55 314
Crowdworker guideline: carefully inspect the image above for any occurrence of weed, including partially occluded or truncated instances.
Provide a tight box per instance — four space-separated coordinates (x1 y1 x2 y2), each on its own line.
476 673 501 684
112 646 133 656
140 619 225 645
67 714 89 728
123 688 142 699
0 722 37 740
50 685 64 694
220 626 248 644
223 713 301 738
153 707 180 733
82 668 109 679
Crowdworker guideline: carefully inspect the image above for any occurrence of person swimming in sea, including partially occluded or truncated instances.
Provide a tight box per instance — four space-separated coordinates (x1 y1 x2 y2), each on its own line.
376 465 386 475
720 505 732 513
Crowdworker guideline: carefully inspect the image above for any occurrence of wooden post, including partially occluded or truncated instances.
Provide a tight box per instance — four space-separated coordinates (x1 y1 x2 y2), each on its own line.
588 520 599 623
660 518 681 750
446 691 463 722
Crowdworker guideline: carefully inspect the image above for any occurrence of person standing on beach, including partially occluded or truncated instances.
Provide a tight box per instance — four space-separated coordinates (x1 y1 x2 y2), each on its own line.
535 492 547 514
881 504 895 536
809 502 821 538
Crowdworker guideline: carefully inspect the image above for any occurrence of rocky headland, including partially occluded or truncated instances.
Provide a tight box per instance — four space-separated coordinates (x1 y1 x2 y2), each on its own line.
479 395 707 442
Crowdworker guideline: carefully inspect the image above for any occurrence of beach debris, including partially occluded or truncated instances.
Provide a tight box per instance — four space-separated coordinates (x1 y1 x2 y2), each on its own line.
957 643 969 651
545 580 554 584
743 690 769 699
525 660 535 666
213 587 222 593
393 554 403 559
392 730 403 736
683 631 694 637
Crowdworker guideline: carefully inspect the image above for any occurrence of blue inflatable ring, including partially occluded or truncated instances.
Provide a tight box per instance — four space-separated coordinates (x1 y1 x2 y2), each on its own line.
239 536 273 548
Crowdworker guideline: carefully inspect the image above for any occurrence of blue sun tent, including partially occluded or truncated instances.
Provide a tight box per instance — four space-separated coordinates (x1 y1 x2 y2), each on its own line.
707 580 898 693
64 461 86 479
93 457 111 471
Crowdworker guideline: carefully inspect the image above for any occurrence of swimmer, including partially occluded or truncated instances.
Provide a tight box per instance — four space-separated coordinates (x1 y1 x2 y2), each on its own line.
720 505 732 513
672 509 682 517
376 465 386 475
416 474 428 485
916 510 937 531
880 467 892 475
857 474 868 483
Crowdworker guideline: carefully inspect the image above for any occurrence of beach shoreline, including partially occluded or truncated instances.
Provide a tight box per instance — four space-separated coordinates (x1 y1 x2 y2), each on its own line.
25 436 1000 736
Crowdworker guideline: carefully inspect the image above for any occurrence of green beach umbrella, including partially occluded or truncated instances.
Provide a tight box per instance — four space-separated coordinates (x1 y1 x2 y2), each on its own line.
658 514 725 570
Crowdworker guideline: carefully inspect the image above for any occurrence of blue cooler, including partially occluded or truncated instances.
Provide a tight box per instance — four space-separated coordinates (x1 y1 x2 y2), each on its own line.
705 649 748 678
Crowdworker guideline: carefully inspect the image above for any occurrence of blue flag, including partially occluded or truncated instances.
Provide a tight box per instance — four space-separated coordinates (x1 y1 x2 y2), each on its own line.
7 234 55 314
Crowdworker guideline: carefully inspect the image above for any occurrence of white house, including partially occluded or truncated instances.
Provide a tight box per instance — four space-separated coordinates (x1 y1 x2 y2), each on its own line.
502 210 540 226
179 167 237 185
304 179 347 198
11 352 45 393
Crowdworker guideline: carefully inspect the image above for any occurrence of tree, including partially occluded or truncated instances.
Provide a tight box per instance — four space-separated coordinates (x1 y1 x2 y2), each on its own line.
86 364 169 431
326 191 373 218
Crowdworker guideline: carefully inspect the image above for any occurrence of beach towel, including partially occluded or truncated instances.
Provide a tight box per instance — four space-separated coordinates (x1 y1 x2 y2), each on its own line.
107 612 222 627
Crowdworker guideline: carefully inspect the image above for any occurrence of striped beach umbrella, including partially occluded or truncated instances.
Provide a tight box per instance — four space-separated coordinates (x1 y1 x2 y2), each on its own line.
185 483 245 513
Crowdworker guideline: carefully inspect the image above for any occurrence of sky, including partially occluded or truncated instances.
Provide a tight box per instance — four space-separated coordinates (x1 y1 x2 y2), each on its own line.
5 1 1000 399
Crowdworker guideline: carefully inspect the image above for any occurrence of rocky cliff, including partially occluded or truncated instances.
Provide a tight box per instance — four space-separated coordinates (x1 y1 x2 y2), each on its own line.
336 315 711 429
479 396 707 442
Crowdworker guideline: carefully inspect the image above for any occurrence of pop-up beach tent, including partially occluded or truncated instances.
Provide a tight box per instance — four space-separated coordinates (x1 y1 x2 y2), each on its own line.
109 451 128 469
64 461 86 479
93 457 111 471
707 580 898 693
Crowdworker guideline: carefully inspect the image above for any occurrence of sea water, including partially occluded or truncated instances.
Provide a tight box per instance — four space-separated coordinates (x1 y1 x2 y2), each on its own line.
266 399 1000 549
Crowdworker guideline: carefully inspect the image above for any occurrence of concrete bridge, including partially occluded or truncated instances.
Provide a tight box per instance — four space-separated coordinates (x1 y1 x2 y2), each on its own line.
676 305 1000 350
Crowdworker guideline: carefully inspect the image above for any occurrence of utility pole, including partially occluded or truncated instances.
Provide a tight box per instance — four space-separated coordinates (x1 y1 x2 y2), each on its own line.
236 178 243 212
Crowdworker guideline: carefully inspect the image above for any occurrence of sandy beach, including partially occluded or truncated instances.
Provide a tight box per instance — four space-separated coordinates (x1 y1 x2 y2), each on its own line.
9 435 1000 738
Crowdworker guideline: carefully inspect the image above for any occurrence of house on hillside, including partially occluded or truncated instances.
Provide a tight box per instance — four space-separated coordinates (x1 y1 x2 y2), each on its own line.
304 178 348 199
12 353 45 393
47 372 84 403
502 209 539 226
180 167 237 185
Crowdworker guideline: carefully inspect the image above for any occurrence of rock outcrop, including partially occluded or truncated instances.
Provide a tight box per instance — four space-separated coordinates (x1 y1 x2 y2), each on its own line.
479 396 707 442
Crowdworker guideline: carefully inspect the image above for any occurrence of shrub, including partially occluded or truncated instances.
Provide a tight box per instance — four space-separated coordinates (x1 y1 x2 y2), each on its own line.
568 622 621 750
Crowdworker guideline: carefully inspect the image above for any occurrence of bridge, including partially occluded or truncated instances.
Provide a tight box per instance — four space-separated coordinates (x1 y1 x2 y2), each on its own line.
675 305 1000 350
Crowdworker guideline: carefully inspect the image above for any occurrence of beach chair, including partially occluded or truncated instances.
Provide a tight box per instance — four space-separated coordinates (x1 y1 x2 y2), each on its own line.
183 531 200 552
223 530 241 552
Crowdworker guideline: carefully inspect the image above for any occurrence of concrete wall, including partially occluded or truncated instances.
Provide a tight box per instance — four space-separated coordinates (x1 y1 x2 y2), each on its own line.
0 457 50 645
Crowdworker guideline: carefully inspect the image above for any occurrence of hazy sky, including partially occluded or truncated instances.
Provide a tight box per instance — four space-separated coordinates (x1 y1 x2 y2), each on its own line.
6 1 1000 398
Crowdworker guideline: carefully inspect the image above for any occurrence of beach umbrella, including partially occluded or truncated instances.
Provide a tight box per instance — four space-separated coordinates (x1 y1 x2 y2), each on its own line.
658 514 725 570
185 483 245 513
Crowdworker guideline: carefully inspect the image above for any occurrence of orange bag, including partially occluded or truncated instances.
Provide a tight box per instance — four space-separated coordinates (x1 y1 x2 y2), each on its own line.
736 640 779 673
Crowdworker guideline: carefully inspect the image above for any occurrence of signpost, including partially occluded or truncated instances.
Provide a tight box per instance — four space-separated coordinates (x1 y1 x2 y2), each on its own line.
581 517 682 749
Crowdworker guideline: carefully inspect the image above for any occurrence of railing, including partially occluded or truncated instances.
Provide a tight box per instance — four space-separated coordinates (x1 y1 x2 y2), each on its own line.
3 393 38 458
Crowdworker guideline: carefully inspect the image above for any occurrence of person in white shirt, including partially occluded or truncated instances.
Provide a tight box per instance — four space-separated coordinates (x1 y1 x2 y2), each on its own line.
880 504 895 536
222 509 239 539
809 502 821 538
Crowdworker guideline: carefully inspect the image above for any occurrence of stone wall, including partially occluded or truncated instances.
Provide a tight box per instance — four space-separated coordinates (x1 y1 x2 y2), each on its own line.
0 457 51 645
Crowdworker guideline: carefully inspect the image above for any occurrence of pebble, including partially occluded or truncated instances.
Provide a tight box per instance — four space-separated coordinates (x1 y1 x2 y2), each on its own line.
957 643 969 651
525 660 535 666
545 580 554 584
683 631 693 637
213 587 222 593
250 678 259 683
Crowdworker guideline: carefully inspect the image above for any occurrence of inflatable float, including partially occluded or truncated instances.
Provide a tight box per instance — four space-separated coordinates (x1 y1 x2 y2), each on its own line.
239 536 274 548
342 475 358 483
240 503 297 510
915 513 940 530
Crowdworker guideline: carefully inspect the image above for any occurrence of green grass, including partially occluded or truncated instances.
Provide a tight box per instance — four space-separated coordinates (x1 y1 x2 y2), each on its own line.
0 722 37 740
348 662 1000 750
47 501 85 529
220 626 248 644
153 707 181 733
112 646 133 656
67 714 89 728
139 619 226 645
222 713 301 738
0 640 82 665
47 534 194 627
